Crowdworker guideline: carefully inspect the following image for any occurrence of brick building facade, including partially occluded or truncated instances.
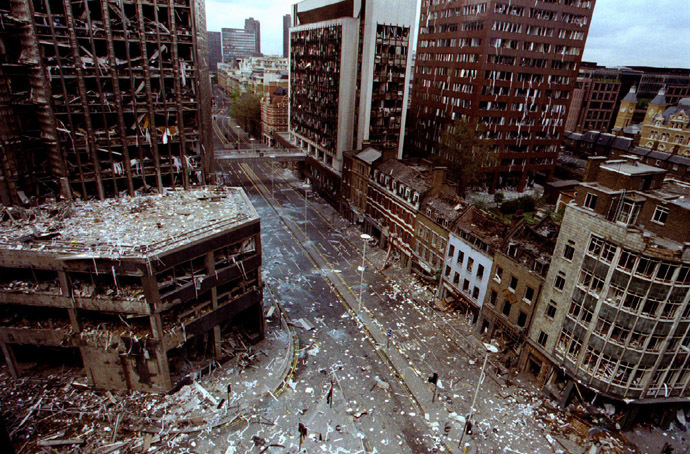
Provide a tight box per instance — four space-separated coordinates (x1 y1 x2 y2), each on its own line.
261 87 289 144
409 0 596 191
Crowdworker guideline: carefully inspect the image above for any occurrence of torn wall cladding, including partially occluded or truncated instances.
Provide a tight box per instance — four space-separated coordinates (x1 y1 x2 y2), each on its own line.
0 0 212 204
0 187 264 392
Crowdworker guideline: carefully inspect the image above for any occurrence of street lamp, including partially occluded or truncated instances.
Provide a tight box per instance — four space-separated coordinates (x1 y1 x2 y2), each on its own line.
303 180 311 240
358 233 372 310
459 342 499 448
269 156 276 197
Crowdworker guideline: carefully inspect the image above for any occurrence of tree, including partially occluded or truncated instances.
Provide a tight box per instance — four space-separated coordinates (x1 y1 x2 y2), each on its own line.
231 92 262 138
439 117 497 195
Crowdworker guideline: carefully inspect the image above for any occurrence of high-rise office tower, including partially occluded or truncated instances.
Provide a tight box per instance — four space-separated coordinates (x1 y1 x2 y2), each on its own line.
283 14 291 58
0 0 213 202
208 31 223 72
222 18 261 63
409 0 596 191
289 0 416 201
245 17 261 55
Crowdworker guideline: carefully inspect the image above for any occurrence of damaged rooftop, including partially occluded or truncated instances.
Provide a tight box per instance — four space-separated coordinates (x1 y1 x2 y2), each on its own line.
0 187 258 258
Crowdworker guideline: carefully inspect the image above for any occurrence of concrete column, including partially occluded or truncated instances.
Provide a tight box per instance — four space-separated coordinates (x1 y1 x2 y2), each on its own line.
58 271 80 333
0 343 18 379
148 313 172 391
206 252 222 360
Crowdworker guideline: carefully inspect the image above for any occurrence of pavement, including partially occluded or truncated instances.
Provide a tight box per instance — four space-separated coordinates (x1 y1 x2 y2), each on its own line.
232 164 490 453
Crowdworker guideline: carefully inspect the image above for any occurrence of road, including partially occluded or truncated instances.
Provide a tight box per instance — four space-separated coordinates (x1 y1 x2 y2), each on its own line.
212 85 256 151
201 155 573 453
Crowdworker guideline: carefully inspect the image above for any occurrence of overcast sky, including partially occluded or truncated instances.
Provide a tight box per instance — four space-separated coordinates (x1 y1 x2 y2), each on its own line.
205 0 690 68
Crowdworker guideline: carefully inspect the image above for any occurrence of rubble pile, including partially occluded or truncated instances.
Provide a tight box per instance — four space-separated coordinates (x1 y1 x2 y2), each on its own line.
1 369 226 453
0 187 254 257
0 315 288 454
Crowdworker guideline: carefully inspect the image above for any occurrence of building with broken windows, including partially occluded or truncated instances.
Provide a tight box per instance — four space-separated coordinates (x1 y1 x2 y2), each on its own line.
478 216 559 370
0 187 264 392
408 0 596 191
526 156 690 406
0 0 213 204
413 195 465 284
289 0 416 204
342 147 381 225
366 160 447 270
441 206 506 319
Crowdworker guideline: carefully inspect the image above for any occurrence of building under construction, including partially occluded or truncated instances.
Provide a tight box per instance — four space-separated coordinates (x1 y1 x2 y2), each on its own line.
0 0 213 204
0 187 264 392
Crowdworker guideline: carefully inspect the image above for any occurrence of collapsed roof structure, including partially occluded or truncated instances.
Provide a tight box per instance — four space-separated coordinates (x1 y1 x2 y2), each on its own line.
0 186 264 392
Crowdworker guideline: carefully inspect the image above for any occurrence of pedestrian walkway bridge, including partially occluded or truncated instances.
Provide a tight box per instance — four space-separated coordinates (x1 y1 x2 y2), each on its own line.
215 148 306 163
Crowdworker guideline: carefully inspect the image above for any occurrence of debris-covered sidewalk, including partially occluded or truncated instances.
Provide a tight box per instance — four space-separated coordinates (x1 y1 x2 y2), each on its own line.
0 305 295 454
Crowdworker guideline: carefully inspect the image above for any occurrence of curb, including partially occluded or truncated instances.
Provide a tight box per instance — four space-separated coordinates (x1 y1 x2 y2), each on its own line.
122 303 300 436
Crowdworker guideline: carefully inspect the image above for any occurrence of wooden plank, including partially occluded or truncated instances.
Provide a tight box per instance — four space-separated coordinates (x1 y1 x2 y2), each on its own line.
37 438 84 447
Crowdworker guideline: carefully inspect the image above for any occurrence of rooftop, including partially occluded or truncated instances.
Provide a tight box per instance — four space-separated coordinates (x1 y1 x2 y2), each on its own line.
377 160 432 193
421 196 466 223
600 159 667 176
356 147 382 165
0 187 257 259
453 206 507 245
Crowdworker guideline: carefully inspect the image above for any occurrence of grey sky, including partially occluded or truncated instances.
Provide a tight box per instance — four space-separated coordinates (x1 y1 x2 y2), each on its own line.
205 0 690 68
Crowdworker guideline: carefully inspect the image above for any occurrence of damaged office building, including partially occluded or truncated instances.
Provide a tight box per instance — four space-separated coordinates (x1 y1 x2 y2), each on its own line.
0 187 264 392
0 0 213 204
527 157 690 423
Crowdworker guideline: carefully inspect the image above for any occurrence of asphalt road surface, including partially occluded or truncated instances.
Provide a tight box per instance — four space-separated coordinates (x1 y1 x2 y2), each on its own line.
203 157 572 454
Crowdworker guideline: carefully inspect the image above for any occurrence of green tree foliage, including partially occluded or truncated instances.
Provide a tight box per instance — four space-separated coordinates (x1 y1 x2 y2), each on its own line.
499 195 538 214
231 92 262 138
439 118 497 195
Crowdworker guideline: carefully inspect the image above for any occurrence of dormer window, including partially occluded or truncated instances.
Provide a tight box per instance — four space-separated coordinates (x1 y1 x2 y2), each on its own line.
652 205 669 225
617 199 641 226
583 192 598 210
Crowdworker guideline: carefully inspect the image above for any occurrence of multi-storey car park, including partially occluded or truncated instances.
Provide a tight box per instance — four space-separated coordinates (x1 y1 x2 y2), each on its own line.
0 187 264 392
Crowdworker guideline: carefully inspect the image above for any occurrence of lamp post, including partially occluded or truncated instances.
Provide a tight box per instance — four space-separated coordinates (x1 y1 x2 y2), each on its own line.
358 233 372 311
459 343 499 448
303 180 311 240
270 156 276 196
